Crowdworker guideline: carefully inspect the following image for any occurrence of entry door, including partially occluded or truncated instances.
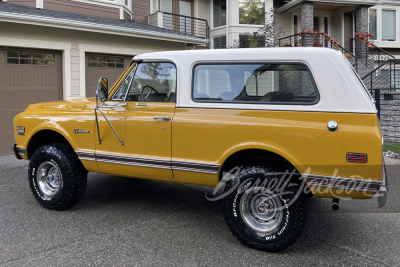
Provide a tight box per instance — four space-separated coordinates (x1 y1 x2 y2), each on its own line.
95 62 176 180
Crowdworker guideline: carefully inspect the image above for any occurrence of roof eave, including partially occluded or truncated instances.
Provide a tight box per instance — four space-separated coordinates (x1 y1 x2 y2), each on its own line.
0 11 208 45
276 0 383 13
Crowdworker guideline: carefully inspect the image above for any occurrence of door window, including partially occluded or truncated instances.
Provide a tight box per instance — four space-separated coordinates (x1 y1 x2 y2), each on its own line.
112 62 176 102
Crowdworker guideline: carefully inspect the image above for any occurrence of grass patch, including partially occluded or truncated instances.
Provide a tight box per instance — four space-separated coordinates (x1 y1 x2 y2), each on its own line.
383 143 400 153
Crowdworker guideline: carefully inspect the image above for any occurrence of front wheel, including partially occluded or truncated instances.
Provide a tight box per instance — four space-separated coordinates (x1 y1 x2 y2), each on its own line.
28 143 87 210
223 166 307 252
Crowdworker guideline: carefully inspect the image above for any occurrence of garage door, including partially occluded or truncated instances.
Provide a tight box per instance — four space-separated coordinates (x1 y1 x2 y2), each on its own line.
0 48 62 156
85 54 133 97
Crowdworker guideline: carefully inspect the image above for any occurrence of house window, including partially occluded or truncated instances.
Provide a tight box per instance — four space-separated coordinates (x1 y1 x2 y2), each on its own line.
6 51 55 65
239 0 265 25
239 34 265 48
88 56 124 68
213 35 226 49
369 9 377 40
213 0 226 28
382 10 396 41
324 16 329 34
293 14 298 35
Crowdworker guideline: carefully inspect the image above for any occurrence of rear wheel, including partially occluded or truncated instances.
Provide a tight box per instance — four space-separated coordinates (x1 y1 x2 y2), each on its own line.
28 143 87 210
223 166 307 252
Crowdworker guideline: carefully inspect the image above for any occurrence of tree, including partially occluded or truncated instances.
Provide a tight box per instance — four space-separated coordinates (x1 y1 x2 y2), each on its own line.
239 0 265 25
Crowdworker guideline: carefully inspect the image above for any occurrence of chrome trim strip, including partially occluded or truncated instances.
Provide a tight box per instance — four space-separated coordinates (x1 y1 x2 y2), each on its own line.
96 158 171 170
96 153 171 164
302 174 382 186
78 157 96 161
172 166 219 174
306 182 378 193
74 150 220 174
171 160 220 168
302 173 382 192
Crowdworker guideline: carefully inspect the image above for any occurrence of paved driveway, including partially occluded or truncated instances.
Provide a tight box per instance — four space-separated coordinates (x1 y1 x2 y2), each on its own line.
0 156 399 266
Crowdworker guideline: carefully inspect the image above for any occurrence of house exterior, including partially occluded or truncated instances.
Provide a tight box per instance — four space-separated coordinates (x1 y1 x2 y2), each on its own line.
0 0 207 156
1 0 399 155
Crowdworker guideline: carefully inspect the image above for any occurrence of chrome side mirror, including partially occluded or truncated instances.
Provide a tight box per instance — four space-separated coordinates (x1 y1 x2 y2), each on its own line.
96 77 108 105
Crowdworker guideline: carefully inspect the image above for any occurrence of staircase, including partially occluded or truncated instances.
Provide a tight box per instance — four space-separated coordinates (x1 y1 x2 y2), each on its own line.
278 32 400 143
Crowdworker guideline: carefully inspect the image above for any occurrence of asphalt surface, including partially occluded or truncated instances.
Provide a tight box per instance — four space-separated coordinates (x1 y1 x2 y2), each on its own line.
0 156 399 266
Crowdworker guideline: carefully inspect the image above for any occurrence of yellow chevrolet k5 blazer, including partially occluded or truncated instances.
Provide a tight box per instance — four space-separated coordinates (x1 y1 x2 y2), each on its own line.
12 48 388 252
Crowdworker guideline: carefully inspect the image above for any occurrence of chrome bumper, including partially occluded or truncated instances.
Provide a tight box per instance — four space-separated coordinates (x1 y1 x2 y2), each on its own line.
377 162 388 208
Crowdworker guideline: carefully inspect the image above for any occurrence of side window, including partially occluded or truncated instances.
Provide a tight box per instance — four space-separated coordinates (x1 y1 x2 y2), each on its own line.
126 62 177 102
193 63 318 104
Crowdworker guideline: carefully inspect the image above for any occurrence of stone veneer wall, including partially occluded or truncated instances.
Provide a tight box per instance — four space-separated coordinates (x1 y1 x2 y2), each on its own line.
380 93 400 143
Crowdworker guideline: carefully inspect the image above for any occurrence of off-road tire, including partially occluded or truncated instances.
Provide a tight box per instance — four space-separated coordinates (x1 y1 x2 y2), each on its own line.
223 166 307 252
28 143 87 210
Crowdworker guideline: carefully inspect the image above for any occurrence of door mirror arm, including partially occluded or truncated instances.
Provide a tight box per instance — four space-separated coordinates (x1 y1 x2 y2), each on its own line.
95 77 124 145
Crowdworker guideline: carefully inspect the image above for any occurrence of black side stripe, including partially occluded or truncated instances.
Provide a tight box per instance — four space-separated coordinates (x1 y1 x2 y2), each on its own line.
75 151 220 174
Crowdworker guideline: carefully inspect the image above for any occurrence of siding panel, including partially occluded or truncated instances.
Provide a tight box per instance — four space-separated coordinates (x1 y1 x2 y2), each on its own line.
7 0 36 7
44 0 120 19
132 0 150 23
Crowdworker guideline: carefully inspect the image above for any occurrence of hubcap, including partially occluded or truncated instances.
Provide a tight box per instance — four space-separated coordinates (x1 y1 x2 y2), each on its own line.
240 187 283 233
37 161 61 200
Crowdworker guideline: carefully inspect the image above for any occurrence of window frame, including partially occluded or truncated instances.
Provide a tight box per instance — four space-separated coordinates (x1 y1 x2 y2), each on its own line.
381 9 397 42
6 51 56 66
212 35 227 49
109 61 177 103
212 0 227 29
191 62 320 106
87 56 125 69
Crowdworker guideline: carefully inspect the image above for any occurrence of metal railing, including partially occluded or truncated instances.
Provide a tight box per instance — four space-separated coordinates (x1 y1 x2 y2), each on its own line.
148 11 209 41
351 37 395 70
278 33 357 69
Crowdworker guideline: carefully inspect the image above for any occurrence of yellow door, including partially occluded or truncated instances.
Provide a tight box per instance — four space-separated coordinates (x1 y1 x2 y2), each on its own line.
96 61 177 180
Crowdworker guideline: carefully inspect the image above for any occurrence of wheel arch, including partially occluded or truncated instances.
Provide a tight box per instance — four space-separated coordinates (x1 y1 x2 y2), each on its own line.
218 143 302 180
26 129 75 159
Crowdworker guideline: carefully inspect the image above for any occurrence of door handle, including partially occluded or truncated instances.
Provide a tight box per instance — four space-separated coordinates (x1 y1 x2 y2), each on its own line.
102 102 128 108
153 116 171 121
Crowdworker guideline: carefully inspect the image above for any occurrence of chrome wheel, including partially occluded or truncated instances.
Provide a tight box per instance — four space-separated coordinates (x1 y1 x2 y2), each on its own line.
240 187 283 233
37 161 62 200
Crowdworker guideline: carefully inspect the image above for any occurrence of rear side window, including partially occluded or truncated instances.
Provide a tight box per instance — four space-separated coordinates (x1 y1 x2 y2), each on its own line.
192 63 318 104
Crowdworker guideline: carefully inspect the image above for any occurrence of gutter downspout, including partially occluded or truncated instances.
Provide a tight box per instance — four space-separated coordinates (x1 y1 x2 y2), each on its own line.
226 0 229 48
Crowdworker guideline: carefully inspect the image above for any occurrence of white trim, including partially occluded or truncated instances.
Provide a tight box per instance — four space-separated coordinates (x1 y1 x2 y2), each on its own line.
150 0 153 14
0 12 208 44
0 36 71 100
209 0 213 29
119 7 124 20
226 0 229 47
36 0 43 9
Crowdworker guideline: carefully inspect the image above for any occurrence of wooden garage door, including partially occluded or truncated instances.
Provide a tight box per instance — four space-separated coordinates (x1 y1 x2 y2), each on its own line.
85 54 133 97
0 48 62 156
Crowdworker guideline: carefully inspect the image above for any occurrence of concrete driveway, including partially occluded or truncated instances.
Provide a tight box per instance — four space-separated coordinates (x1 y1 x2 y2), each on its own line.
0 156 399 266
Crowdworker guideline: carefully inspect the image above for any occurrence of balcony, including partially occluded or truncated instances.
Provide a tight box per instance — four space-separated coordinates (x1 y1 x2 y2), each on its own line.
148 11 209 43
